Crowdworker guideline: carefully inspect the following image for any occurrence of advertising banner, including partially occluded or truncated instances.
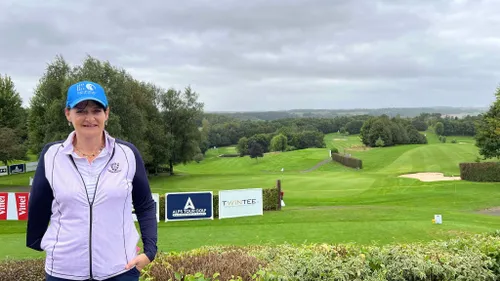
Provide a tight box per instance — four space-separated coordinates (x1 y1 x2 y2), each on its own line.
218 188 263 219
0 192 30 220
165 191 213 222
26 162 38 172
132 193 160 222
0 166 7 176
9 164 25 174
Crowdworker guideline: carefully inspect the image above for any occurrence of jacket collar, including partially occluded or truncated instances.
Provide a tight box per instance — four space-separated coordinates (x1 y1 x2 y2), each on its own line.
60 130 115 156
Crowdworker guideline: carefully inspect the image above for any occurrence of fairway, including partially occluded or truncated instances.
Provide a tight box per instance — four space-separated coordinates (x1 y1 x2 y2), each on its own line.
1 132 500 260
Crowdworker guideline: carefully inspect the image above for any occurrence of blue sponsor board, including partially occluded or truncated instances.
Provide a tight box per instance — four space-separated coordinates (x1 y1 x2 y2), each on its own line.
9 164 25 174
165 191 213 222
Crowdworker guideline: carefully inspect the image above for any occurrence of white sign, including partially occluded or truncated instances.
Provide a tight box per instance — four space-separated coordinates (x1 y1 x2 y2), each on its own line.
218 188 263 219
26 162 38 172
0 166 7 176
434 214 442 224
132 193 160 222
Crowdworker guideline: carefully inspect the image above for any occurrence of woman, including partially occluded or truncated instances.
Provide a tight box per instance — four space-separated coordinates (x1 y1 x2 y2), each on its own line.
26 81 158 281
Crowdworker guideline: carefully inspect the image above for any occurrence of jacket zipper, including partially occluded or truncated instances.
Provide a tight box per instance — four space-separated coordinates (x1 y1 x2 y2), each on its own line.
69 147 115 280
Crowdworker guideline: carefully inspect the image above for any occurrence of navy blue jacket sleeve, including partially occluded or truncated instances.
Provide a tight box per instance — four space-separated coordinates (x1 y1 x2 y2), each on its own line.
129 145 158 262
26 144 54 251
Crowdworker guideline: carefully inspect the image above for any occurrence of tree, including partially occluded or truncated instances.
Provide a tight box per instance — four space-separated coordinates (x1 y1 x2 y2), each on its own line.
0 75 28 165
435 122 444 136
270 133 288 152
0 127 28 169
475 86 500 159
27 55 170 173
158 87 204 175
236 137 249 156
248 140 264 162
27 55 73 156
0 74 25 131
199 118 211 155
344 120 364 134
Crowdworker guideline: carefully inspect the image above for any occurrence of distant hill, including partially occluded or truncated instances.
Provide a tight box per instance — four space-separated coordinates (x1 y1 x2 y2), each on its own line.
206 107 487 121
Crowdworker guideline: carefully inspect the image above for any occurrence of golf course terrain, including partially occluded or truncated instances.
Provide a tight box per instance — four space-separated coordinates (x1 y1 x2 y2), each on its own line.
1 130 499 264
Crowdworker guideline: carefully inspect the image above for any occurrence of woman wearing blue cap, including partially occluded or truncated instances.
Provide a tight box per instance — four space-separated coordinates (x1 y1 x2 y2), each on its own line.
26 81 158 281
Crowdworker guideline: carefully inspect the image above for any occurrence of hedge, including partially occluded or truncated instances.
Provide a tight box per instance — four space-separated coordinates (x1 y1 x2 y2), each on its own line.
3 232 500 280
331 153 363 169
459 162 500 182
157 186 281 220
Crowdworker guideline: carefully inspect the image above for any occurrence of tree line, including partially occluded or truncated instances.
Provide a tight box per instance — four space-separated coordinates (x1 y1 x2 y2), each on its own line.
1 54 499 174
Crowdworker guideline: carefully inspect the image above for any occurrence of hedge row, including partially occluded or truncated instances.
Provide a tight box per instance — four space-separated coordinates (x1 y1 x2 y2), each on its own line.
157 187 281 220
3 232 500 280
331 153 363 169
459 162 500 182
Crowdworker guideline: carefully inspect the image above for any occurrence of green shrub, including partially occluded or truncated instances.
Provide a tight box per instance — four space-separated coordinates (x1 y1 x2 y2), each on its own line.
459 162 500 182
332 153 363 169
451 139 457 143
330 147 339 154
3 233 500 281
375 137 385 147
143 249 266 281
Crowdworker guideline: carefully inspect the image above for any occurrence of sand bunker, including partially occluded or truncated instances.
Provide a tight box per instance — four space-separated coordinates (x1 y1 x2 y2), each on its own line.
398 172 461 182
333 138 347 141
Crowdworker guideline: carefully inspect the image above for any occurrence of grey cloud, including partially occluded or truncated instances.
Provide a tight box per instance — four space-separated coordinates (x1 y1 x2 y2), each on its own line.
0 0 499 111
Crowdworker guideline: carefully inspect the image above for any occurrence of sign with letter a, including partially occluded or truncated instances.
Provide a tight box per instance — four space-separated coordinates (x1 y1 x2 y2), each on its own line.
165 191 213 222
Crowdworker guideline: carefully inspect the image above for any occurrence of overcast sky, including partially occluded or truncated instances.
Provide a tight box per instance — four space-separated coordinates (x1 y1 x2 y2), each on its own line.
1 0 499 111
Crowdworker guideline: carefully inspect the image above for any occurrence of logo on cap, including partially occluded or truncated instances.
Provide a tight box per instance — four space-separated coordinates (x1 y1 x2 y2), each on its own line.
86 84 96 91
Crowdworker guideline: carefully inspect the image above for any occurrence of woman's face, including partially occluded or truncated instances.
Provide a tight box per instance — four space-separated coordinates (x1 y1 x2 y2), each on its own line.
65 100 109 139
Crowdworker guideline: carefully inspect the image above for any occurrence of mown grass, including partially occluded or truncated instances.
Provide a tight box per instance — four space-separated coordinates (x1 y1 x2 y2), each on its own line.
1 131 500 260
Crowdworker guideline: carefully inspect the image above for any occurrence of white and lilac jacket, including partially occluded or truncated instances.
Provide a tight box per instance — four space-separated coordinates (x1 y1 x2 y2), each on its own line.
26 131 157 280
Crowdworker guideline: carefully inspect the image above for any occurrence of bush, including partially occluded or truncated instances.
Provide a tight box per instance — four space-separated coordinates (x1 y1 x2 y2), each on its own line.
143 249 266 281
5 233 500 281
330 147 339 154
0 258 45 281
332 153 363 169
193 153 204 163
219 154 241 157
459 162 500 182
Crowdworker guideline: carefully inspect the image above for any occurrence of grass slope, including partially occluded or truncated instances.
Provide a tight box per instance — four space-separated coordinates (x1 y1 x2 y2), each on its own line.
1 131 500 260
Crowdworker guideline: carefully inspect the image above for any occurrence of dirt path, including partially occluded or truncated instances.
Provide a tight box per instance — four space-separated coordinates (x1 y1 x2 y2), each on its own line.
301 158 332 173
477 207 500 216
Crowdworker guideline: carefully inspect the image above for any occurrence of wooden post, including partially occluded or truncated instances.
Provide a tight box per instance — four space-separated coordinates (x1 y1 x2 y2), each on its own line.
277 179 281 210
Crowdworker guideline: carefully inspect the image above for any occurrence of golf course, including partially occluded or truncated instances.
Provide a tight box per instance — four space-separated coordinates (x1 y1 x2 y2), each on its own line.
1 130 499 266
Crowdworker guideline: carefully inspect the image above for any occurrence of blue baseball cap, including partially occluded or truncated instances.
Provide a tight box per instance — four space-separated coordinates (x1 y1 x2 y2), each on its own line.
66 81 108 109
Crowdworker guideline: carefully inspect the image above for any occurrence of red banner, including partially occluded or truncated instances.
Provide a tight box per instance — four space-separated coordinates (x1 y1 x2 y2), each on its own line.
15 193 29 220
0 193 7 220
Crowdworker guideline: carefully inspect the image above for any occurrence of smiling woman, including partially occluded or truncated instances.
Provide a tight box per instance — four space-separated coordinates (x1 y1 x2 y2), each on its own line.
26 81 158 281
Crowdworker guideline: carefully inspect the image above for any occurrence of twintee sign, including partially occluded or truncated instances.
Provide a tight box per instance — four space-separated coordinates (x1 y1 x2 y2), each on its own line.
0 192 30 220
218 188 263 219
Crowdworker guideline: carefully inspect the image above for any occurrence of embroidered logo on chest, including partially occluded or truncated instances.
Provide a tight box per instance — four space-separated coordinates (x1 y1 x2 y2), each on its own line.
108 162 122 173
